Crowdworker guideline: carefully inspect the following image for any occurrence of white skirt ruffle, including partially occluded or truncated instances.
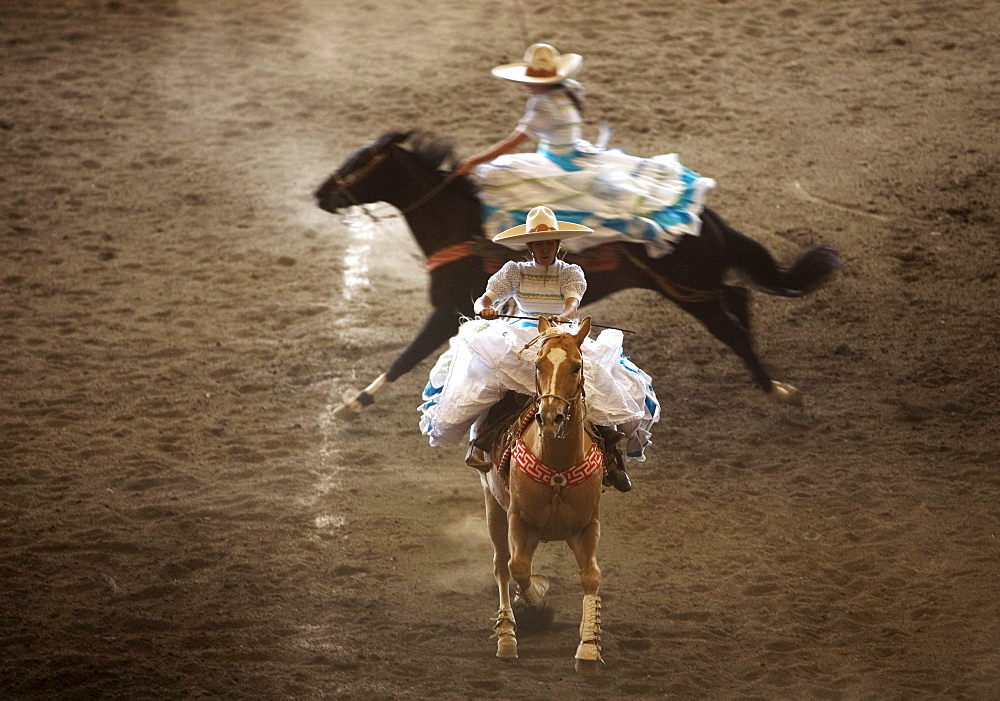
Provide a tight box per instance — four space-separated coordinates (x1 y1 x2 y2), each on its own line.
477 143 716 258
419 318 660 460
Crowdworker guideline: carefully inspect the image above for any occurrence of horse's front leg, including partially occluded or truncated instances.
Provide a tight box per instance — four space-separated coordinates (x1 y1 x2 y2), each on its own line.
331 305 461 420
568 520 603 676
385 304 463 383
484 480 517 659
508 512 549 609
331 373 390 420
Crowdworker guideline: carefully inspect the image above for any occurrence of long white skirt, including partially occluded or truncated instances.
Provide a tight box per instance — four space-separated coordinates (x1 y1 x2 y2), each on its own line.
418 318 660 460
477 143 716 258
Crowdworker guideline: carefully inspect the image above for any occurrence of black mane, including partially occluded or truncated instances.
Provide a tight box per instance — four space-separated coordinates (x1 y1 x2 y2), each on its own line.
406 131 455 170
398 131 480 200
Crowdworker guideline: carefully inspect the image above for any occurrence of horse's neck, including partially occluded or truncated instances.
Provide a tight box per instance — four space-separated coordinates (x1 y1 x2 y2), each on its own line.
392 167 482 254
379 158 431 211
408 204 482 254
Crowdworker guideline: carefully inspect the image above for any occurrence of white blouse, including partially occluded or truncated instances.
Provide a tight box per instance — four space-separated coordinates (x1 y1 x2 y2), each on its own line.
515 82 583 156
485 259 587 317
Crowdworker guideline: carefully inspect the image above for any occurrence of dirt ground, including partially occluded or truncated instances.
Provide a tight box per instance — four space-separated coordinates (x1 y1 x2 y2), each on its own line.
2 0 998 698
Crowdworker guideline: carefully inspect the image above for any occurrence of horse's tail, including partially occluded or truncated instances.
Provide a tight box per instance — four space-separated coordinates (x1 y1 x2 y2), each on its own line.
708 209 843 297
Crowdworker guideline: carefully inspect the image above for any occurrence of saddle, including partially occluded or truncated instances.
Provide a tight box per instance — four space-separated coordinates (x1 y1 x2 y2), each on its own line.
467 391 626 485
466 391 534 478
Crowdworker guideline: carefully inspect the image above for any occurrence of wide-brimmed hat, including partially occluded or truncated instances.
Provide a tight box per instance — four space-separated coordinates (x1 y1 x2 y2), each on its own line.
491 43 583 84
492 206 594 245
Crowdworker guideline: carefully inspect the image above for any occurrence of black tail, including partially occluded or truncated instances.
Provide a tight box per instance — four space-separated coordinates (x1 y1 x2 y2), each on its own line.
706 208 842 297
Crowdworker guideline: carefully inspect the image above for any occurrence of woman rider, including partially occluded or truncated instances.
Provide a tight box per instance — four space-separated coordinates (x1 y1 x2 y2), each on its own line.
456 42 716 259
418 206 659 492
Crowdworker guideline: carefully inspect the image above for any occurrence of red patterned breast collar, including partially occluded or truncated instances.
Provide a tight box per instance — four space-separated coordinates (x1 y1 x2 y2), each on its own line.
512 440 603 487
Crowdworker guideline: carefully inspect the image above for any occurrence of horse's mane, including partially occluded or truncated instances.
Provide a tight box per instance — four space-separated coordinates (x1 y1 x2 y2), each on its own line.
391 130 481 200
405 130 455 171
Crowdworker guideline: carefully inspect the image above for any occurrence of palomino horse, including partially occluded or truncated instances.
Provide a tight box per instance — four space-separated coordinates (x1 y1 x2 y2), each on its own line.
481 316 605 675
315 131 842 416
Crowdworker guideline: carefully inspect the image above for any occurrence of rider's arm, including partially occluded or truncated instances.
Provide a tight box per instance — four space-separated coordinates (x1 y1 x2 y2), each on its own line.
456 130 531 175
552 263 586 323
551 297 580 323
478 262 519 320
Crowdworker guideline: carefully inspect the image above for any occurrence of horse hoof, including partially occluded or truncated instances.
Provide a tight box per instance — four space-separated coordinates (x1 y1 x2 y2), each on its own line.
517 575 550 607
770 381 802 406
575 635 603 676
331 402 362 420
331 390 366 420
496 636 518 659
529 574 550 596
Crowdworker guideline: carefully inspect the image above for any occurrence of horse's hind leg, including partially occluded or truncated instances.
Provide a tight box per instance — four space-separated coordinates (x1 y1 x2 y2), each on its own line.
568 522 603 676
680 298 769 389
685 298 802 404
484 484 517 659
723 285 751 333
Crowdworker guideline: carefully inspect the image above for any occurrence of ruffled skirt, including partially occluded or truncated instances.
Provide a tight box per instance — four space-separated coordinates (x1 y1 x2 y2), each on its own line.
477 143 716 258
418 318 659 460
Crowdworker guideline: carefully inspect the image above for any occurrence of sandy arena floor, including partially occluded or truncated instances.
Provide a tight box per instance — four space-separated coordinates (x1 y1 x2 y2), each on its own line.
1 1 998 698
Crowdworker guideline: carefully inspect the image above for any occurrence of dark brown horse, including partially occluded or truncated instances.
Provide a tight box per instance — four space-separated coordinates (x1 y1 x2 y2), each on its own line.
315 131 841 417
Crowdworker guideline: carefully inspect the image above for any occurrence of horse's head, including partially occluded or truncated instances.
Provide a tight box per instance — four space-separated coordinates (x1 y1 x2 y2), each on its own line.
533 316 592 439
314 131 411 213
314 130 476 218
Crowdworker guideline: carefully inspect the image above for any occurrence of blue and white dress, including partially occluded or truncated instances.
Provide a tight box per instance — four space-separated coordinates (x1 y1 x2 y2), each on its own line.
476 81 716 258
418 258 660 460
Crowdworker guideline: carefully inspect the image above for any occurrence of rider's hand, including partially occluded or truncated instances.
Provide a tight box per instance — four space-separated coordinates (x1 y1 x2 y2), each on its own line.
549 314 570 324
455 159 475 176
480 308 498 320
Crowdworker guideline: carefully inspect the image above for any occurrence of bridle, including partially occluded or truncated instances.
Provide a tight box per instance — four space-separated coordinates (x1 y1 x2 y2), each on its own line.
326 151 389 222
327 146 459 222
330 151 389 197
533 338 586 440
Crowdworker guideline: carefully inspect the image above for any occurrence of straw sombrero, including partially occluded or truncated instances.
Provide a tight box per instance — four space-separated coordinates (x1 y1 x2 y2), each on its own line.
491 43 582 84
492 206 593 245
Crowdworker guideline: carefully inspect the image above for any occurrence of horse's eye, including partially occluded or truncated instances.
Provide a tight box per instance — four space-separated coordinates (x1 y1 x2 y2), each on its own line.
572 364 582 374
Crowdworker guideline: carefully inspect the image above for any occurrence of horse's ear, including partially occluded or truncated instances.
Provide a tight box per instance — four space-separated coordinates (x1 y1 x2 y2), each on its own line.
375 131 411 149
574 317 591 346
537 316 551 333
